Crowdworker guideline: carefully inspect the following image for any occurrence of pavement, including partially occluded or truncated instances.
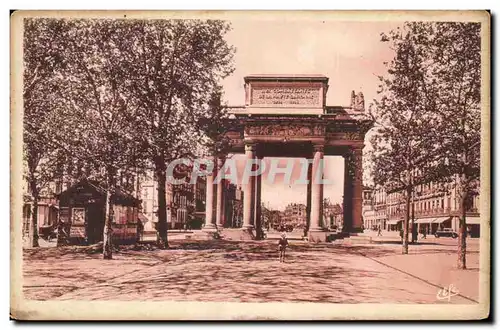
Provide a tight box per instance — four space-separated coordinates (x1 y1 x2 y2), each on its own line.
22 236 480 304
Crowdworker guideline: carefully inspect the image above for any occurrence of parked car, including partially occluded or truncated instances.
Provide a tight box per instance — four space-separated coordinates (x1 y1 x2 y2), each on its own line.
434 228 458 238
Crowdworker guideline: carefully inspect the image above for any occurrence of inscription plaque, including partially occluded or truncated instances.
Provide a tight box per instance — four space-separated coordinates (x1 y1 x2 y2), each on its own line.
250 85 322 107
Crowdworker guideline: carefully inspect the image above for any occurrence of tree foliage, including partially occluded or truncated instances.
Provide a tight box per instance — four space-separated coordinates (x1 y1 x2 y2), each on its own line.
23 18 235 254
371 22 482 262
429 23 481 269
371 22 440 254
23 18 70 247
115 19 235 248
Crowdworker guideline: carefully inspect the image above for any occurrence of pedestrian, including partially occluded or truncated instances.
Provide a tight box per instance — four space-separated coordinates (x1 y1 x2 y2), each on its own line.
278 232 289 263
422 227 427 239
377 225 382 236
136 218 144 242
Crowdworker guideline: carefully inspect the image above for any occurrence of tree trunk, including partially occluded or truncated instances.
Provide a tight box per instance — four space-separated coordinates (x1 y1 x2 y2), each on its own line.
103 170 116 259
457 108 468 269
457 178 467 269
28 178 40 248
156 163 169 249
402 187 411 254
29 195 39 248
411 191 416 244
102 190 114 259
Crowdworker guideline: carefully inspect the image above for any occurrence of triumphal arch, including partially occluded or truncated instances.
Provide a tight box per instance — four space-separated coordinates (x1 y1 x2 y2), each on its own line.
203 74 373 242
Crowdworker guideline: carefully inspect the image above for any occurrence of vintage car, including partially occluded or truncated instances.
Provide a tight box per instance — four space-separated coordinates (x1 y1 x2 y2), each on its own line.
434 228 458 238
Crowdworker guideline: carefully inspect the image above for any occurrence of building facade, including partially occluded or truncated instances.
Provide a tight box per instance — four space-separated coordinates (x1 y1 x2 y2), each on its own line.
283 203 307 230
22 178 70 237
362 186 376 230
138 170 207 231
365 179 481 237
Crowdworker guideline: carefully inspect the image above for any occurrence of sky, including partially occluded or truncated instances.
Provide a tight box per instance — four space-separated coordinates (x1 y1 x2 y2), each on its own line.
219 19 402 210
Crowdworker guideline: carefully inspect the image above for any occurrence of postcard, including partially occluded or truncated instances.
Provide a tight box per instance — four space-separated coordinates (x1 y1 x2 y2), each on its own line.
10 10 490 320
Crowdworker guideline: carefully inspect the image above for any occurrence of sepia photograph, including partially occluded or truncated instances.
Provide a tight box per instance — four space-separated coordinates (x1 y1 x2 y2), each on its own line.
10 10 490 320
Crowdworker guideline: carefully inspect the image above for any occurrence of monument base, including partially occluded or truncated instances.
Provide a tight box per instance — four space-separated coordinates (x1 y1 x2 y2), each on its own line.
191 225 219 240
239 227 256 241
308 230 327 243
202 224 218 231
217 228 256 241
342 227 364 235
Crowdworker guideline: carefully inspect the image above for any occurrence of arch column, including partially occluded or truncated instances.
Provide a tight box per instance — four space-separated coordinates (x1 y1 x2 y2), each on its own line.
305 161 312 235
254 155 263 239
215 157 225 229
242 143 256 238
343 153 353 232
351 147 364 232
308 144 327 242
343 146 363 233
203 157 216 231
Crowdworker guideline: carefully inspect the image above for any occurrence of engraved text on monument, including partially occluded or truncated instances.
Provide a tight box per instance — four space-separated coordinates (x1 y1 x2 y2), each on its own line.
251 87 321 106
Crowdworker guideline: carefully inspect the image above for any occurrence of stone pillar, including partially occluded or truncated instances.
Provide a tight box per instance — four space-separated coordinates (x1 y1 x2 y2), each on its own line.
308 145 326 242
305 160 312 235
215 157 224 229
221 179 227 227
242 143 256 234
351 147 364 232
343 152 353 233
254 159 262 239
203 157 216 231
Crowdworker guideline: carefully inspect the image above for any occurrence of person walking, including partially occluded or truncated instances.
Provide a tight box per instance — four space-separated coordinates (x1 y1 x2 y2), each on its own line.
136 218 144 243
278 232 289 263
377 225 382 237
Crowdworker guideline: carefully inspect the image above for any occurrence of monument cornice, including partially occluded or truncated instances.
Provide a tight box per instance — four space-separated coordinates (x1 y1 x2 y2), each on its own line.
244 74 329 84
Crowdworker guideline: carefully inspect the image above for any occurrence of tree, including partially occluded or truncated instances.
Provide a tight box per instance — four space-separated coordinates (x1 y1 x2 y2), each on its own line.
372 22 482 262
23 18 236 254
322 198 333 228
370 22 441 254
428 23 481 269
332 203 343 229
261 203 272 231
119 20 235 248
23 19 70 248
47 19 147 258
232 200 243 228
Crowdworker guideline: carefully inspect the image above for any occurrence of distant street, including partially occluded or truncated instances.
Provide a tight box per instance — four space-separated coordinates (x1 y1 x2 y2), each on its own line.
23 236 480 304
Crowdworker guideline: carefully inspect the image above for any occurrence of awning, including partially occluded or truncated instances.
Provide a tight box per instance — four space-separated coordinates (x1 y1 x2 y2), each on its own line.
415 218 435 224
433 217 451 224
465 217 481 225
387 219 402 225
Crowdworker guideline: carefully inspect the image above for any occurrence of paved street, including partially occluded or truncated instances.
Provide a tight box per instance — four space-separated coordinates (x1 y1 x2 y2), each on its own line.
22 237 480 304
